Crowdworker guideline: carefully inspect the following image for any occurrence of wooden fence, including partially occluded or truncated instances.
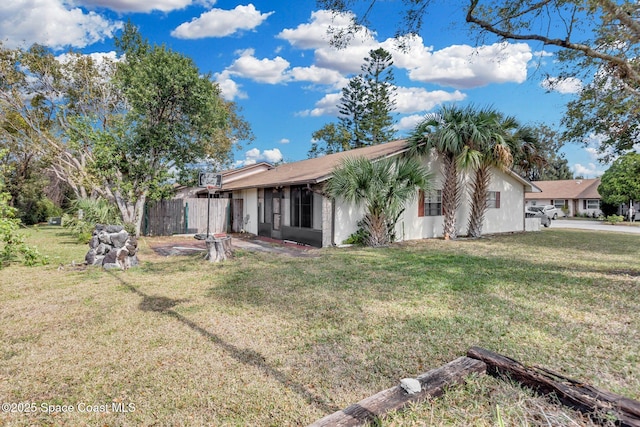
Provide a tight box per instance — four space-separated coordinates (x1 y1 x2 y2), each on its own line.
143 198 230 236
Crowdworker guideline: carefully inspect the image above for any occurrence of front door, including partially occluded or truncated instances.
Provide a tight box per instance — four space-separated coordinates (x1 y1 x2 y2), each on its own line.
271 189 282 239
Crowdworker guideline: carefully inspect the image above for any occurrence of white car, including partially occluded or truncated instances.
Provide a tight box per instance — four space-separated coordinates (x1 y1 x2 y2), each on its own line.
529 205 562 220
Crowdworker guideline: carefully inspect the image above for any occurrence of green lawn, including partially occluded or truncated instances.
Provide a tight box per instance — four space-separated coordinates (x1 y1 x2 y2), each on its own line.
1 226 638 426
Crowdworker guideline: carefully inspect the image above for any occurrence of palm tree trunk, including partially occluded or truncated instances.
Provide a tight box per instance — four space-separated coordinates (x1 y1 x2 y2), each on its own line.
363 212 388 247
468 165 491 238
441 153 459 240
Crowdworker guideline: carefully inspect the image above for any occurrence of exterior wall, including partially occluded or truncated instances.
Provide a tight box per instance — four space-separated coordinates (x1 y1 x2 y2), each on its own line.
333 198 366 245
396 159 525 241
397 155 447 241
481 170 525 234
234 188 258 235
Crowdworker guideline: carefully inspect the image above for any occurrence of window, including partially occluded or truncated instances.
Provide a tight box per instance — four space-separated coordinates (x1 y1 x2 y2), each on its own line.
291 186 313 228
584 199 599 210
553 199 567 209
487 191 501 208
419 190 442 216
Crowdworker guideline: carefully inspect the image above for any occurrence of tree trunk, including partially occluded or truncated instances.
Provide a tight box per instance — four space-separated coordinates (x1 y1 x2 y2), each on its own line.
114 191 147 237
364 212 388 247
441 153 459 240
467 165 491 238
205 236 233 262
133 195 146 237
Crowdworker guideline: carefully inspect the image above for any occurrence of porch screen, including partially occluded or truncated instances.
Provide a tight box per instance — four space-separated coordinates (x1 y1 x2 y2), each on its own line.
291 186 322 230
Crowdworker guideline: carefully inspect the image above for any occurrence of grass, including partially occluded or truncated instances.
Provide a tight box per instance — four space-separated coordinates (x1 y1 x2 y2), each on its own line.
0 226 638 426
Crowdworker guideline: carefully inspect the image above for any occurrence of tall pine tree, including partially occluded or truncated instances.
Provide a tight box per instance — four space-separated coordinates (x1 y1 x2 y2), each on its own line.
308 47 396 157
361 48 396 146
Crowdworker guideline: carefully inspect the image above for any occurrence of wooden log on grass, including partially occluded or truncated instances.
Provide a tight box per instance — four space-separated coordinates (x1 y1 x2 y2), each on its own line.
467 346 640 427
308 356 486 427
205 235 233 262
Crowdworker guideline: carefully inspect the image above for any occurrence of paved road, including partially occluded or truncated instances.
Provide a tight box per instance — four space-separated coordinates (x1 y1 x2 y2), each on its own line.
551 219 640 234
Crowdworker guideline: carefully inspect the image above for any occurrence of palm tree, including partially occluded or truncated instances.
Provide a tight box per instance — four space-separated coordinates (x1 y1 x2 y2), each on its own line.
408 105 485 240
467 111 517 238
511 125 547 181
325 156 431 247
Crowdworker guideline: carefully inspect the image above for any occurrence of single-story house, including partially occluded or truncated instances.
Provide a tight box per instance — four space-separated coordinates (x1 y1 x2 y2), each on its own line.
214 139 538 247
525 178 602 217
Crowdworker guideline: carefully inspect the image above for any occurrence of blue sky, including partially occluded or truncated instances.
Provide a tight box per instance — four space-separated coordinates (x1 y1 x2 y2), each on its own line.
0 0 607 177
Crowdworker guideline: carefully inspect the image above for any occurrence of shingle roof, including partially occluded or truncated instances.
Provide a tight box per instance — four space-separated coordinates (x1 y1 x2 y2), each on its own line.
222 139 412 190
221 139 536 192
525 178 601 200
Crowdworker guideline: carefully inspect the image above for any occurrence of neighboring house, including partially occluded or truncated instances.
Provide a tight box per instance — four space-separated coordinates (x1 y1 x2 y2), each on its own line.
525 178 602 217
217 139 537 247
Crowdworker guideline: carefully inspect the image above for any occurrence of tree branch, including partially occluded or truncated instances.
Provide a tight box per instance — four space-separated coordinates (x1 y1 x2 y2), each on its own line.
466 0 640 85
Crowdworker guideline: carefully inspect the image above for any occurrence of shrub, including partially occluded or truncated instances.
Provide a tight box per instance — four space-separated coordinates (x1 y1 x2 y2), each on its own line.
0 190 48 268
605 214 624 225
343 223 369 245
63 198 122 243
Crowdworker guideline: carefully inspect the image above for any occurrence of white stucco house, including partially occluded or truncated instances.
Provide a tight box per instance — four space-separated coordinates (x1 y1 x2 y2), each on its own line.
213 139 538 247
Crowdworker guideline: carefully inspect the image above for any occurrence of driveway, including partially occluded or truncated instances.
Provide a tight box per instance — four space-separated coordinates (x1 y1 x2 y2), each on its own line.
551 219 640 234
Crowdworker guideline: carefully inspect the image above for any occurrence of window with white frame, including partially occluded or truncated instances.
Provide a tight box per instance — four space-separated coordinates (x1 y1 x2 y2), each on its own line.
584 199 599 210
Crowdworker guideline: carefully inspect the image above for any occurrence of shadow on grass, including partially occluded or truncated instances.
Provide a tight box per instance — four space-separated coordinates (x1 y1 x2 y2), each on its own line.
104 269 340 415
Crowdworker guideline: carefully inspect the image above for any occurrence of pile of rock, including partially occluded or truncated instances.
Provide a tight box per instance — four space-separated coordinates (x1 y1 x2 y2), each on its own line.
85 224 139 270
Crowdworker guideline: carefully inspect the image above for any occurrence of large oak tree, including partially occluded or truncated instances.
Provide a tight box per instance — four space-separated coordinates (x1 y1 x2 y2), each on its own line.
0 24 252 236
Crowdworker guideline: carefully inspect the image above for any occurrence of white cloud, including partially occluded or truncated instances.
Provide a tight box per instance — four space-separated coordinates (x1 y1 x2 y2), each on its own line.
572 163 605 178
279 138 290 144
214 70 247 101
585 147 599 160
541 76 582 94
395 87 466 113
277 9 372 49
171 4 273 39
78 0 204 12
290 65 347 87
297 92 341 117
278 9 377 74
56 50 118 65
313 43 377 74
0 0 122 49
236 147 283 166
225 49 291 84
396 114 430 132
581 133 614 163
389 38 532 89
299 86 465 118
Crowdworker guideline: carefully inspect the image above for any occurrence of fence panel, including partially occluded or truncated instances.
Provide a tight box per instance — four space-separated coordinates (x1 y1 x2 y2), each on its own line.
144 199 185 236
185 198 229 234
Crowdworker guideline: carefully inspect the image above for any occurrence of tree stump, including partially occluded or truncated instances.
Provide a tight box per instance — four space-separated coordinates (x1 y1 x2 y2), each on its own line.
205 236 233 262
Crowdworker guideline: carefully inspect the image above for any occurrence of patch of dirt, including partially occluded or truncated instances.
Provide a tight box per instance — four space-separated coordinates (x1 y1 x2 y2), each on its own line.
146 234 320 258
